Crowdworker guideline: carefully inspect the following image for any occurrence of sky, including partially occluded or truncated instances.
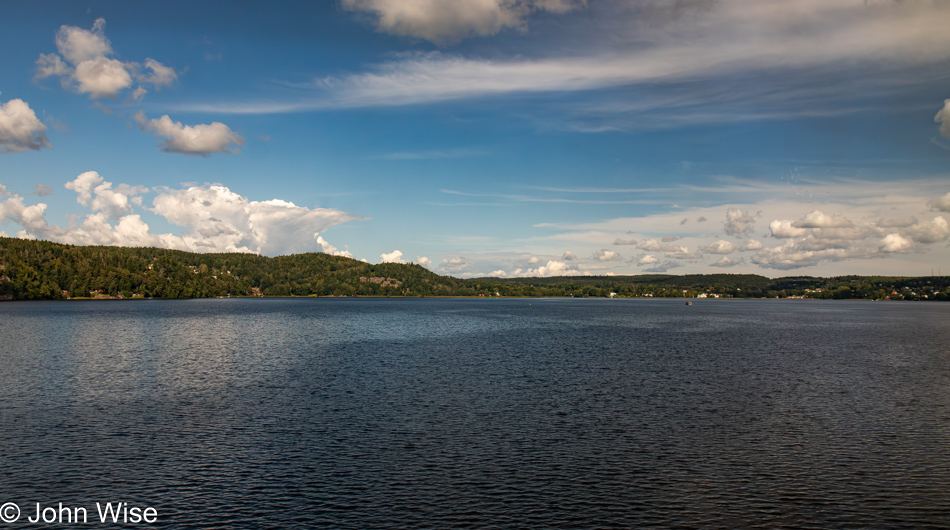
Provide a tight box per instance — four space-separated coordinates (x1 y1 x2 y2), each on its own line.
2 0 950 278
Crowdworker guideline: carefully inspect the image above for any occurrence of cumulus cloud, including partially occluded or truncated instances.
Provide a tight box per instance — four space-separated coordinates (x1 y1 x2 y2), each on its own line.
0 97 51 153
664 246 702 260
736 239 763 251
709 256 744 268
751 241 865 270
64 171 144 219
527 255 540 264
928 192 950 213
561 250 576 260
936 99 950 139
417 256 432 267
905 216 949 244
442 257 468 273
879 233 913 253
316 234 354 258
637 254 658 265
487 269 507 277
34 184 54 196
73 57 132 98
35 18 176 100
132 58 178 88
134 112 244 155
700 240 736 254
643 260 682 273
522 259 580 277
380 249 406 263
342 0 586 45
769 219 808 239
0 174 362 257
660 235 681 242
593 249 621 261
792 210 853 229
723 207 757 235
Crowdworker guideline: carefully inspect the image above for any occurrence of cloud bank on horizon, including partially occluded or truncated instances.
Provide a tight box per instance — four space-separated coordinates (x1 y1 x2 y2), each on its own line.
2 0 950 277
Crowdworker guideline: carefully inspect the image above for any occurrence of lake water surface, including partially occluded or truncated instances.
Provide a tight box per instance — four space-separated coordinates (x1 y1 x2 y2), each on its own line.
1 298 949 528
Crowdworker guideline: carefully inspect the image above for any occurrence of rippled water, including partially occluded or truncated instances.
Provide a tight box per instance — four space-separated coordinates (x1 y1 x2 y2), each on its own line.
1 298 949 528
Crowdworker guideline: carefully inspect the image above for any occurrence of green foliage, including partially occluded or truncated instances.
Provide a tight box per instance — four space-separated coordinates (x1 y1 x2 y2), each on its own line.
1 237 947 301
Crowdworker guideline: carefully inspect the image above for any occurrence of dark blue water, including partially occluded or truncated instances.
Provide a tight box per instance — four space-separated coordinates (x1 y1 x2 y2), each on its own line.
1 298 949 528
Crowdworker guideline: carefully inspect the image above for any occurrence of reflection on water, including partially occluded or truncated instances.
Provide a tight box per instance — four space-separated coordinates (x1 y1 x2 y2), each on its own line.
1 298 949 528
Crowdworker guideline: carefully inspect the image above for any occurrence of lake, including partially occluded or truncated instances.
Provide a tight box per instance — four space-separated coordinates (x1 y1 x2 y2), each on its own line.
1 298 948 528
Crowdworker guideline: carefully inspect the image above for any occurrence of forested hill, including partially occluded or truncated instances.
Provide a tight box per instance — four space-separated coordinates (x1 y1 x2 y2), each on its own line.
0 237 477 300
0 237 947 300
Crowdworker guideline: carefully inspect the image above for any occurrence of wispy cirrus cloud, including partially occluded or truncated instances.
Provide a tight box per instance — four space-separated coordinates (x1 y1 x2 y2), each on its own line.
174 0 950 120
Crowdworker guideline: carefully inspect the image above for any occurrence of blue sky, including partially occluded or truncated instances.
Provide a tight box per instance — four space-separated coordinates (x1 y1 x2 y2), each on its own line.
2 0 950 278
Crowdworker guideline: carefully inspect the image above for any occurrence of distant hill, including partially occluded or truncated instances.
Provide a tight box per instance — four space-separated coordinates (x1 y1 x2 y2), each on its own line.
0 237 947 301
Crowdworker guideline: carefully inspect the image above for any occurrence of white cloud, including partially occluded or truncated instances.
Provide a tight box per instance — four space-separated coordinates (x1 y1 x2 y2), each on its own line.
73 57 133 98
316 234 354 258
527 255 540 263
417 256 432 267
134 112 244 155
664 246 701 260
380 249 406 263
34 184 54 196
194 0 950 116
643 260 682 273
769 219 808 239
751 241 865 270
561 250 576 260
134 58 178 88
639 239 663 251
35 53 69 81
0 97 51 153
936 99 950 139
593 249 621 261
637 254 658 265
613 238 637 245
700 240 736 255
792 210 853 229
342 0 586 45
905 216 949 244
710 256 744 268
724 207 757 235
928 192 950 213
736 239 763 251
1 179 361 256
442 256 468 273
879 233 912 253
487 269 507 277
35 19 176 101
64 171 144 220
55 18 112 64
523 259 580 277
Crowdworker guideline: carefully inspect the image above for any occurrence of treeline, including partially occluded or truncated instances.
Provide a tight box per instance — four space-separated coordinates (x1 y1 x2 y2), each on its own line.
0 237 947 301
0 238 480 300
492 274 950 300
